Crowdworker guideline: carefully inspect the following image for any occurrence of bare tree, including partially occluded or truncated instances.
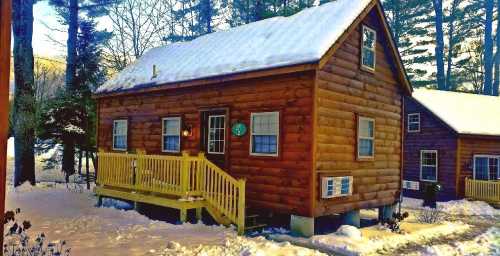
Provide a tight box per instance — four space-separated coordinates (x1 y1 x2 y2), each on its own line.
104 0 171 71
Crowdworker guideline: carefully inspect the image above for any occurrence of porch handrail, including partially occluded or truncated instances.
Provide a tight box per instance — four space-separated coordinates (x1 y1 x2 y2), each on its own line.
96 151 246 234
465 178 500 203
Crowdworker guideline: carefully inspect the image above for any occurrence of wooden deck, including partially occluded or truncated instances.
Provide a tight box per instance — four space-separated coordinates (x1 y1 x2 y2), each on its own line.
465 178 500 205
95 152 246 234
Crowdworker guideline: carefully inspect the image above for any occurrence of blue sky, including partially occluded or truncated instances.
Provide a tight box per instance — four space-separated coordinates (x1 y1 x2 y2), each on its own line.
32 1 67 58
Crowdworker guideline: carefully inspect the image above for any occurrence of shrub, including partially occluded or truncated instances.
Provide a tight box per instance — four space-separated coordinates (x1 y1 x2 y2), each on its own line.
3 209 71 256
381 211 409 233
416 207 442 224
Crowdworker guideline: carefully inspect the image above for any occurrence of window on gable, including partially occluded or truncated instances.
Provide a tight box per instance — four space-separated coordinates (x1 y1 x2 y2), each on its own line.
113 119 128 151
357 116 375 159
162 117 181 153
474 155 500 180
408 113 420 132
420 150 438 182
361 25 376 71
250 112 279 156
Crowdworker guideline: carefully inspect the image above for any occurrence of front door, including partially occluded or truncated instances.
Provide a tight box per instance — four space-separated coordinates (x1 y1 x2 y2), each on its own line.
200 110 227 169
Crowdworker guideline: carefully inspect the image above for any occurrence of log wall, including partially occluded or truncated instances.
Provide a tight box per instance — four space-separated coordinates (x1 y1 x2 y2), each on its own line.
98 72 315 216
457 137 500 197
313 9 404 216
403 98 458 201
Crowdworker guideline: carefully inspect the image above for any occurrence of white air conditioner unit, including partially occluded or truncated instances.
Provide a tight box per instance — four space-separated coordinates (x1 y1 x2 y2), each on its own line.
402 180 419 190
321 176 353 199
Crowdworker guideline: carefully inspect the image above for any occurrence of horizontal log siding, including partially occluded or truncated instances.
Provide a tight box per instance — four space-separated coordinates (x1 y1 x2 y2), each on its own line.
403 98 458 201
313 10 403 216
457 137 500 197
98 72 315 216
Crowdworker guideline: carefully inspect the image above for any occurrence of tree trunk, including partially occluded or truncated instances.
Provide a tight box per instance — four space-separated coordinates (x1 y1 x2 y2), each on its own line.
61 0 79 176
483 0 494 95
433 0 446 90
85 150 90 190
445 0 460 91
494 0 500 96
78 148 82 175
12 0 36 187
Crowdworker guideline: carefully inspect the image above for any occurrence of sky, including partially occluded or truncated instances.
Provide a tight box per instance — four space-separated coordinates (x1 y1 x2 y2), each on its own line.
32 1 67 58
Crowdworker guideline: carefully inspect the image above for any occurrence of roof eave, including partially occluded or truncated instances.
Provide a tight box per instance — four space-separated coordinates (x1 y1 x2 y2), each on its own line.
93 62 318 99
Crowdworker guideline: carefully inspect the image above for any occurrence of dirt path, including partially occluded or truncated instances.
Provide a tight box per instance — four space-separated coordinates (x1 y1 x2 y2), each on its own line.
382 209 499 256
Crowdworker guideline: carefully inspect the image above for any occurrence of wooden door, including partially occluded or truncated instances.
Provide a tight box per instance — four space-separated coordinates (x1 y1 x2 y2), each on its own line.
200 110 227 169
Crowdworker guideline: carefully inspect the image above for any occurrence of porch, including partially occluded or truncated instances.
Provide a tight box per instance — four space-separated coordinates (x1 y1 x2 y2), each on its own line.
95 151 246 234
465 178 500 205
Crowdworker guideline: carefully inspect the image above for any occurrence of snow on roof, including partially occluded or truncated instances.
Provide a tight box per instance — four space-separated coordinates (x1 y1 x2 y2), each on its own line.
412 89 500 136
96 0 373 94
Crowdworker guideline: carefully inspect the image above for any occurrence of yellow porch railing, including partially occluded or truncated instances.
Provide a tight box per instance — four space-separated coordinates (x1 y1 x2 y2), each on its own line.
96 151 246 234
465 178 500 203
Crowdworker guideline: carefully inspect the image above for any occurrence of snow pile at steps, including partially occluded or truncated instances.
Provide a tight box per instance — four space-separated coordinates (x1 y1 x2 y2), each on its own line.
402 197 500 216
421 227 500 256
6 183 323 256
270 222 470 256
96 0 372 94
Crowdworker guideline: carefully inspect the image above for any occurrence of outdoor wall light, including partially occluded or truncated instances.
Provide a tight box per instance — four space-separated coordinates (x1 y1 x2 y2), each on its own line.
182 125 192 137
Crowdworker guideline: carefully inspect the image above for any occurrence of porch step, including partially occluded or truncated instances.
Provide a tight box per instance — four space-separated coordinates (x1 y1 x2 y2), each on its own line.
245 223 267 231
244 213 267 232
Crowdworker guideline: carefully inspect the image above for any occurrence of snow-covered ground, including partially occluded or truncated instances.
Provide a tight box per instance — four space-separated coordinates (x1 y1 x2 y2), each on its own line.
5 140 500 255
402 197 500 216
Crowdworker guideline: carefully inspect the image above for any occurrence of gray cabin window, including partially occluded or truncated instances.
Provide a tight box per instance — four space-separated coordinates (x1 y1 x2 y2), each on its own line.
250 112 279 156
420 150 438 182
113 120 128 151
361 25 376 71
162 117 181 153
357 116 375 159
473 155 500 180
408 113 420 132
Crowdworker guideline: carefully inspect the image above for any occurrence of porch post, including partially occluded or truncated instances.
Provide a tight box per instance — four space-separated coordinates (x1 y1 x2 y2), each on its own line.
180 208 187 223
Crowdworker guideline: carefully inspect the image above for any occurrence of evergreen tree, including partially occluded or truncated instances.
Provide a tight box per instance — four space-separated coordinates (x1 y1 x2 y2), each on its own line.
484 0 494 95
12 0 37 186
383 0 433 87
48 0 113 179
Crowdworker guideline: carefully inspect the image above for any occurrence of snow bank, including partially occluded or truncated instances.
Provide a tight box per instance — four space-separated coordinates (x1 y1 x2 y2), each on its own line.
421 227 500 256
271 222 470 256
402 197 500 216
6 184 323 255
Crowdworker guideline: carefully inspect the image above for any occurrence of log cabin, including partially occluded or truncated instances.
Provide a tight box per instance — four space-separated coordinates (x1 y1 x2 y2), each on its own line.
403 89 500 203
94 0 412 236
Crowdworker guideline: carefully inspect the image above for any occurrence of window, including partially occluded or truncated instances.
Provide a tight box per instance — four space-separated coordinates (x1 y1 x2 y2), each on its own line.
113 120 128 151
321 176 353 198
420 150 438 182
162 117 181 153
250 112 279 156
208 115 225 154
473 155 500 180
361 25 376 70
357 116 375 159
407 113 420 132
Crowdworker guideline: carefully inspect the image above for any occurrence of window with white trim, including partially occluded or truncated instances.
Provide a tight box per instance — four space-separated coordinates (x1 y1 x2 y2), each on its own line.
361 25 376 70
407 113 420 132
208 115 225 154
420 150 438 182
162 117 181 153
357 116 375 158
473 155 500 180
250 112 279 156
113 120 128 151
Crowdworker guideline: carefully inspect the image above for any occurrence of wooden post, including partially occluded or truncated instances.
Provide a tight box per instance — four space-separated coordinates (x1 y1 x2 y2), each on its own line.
195 208 203 221
237 179 246 235
180 208 187 223
0 0 11 253
197 152 205 193
181 151 190 197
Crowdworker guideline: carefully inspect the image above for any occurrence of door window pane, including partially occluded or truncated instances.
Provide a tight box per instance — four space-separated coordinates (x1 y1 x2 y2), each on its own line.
208 115 225 154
